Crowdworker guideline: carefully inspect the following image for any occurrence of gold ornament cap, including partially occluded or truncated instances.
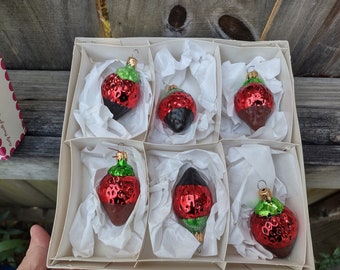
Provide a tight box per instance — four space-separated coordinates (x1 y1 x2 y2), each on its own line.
126 57 138 68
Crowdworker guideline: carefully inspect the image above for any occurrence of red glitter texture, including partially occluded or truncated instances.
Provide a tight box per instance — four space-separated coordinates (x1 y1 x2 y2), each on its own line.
97 175 140 205
234 82 274 130
157 90 197 121
101 73 140 109
250 207 298 258
173 184 212 220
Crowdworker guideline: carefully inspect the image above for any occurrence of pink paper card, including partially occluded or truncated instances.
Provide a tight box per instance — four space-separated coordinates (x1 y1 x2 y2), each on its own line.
0 54 26 160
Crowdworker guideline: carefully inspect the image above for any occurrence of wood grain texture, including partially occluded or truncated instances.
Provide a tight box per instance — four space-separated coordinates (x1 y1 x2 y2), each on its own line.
265 0 340 77
0 1 338 77
0 0 99 70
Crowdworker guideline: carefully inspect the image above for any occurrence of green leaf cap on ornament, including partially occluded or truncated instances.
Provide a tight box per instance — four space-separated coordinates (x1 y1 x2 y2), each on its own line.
181 216 208 243
243 70 264 86
108 151 135 177
254 187 284 217
116 57 140 83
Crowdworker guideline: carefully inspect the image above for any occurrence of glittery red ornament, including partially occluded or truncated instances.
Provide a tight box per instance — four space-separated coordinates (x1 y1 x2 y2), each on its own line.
173 167 213 242
101 57 141 120
97 151 140 226
158 85 197 133
234 70 274 130
250 184 298 258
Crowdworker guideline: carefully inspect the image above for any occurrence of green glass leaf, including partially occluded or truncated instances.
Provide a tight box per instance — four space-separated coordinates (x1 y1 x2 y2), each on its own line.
108 159 135 177
117 64 139 83
254 197 284 217
181 216 208 234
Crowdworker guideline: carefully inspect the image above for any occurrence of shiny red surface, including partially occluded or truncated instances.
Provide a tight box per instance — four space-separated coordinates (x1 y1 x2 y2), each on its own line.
101 73 140 109
173 184 213 219
250 207 298 258
234 82 274 130
157 90 197 121
97 174 140 205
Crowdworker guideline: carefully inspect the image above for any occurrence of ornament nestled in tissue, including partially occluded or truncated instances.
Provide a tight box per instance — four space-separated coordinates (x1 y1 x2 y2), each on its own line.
97 150 140 226
173 167 213 242
234 69 274 130
157 85 197 133
101 57 141 120
250 181 298 258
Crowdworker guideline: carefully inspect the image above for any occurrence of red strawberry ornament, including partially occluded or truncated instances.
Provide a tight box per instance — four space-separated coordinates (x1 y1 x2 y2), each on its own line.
157 85 197 133
250 184 298 258
173 167 213 243
234 70 274 131
97 151 140 226
101 57 140 120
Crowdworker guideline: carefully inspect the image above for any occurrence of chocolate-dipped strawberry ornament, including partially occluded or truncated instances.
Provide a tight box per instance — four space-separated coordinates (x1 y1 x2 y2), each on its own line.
101 57 141 120
234 69 274 130
157 85 197 133
250 182 298 258
173 167 213 242
97 150 140 226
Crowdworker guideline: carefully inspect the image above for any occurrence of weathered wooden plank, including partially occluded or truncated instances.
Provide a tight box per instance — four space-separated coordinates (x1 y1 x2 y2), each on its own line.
14 136 60 157
295 77 340 109
0 0 99 70
307 189 339 205
20 100 65 137
7 70 69 101
266 0 340 77
0 156 59 181
1 1 339 77
305 165 340 189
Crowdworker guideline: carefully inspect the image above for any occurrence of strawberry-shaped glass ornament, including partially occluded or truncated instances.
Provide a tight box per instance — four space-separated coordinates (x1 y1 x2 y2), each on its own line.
250 182 298 258
234 69 274 131
97 150 140 226
101 57 141 120
157 85 197 133
173 167 213 243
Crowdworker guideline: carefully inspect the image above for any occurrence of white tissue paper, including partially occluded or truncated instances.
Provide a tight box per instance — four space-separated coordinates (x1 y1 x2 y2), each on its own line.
69 142 148 258
147 40 217 144
147 149 228 258
73 59 153 139
226 144 289 260
221 56 287 141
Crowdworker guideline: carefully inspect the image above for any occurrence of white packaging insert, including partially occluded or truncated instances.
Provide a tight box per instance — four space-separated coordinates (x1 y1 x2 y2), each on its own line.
147 39 221 144
55 138 148 263
223 141 307 268
48 37 313 270
219 44 293 142
67 44 154 141
143 142 229 263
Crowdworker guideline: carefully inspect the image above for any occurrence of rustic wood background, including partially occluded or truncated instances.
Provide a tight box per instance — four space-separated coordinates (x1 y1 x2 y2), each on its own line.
0 0 339 76
0 0 339 264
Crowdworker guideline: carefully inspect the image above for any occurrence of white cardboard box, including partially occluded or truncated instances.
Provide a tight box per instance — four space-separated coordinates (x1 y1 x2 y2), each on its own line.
0 54 26 160
48 38 314 269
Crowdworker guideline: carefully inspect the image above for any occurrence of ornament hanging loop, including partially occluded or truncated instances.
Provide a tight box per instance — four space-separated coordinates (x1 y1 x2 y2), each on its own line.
108 146 128 161
246 66 259 79
257 180 272 202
